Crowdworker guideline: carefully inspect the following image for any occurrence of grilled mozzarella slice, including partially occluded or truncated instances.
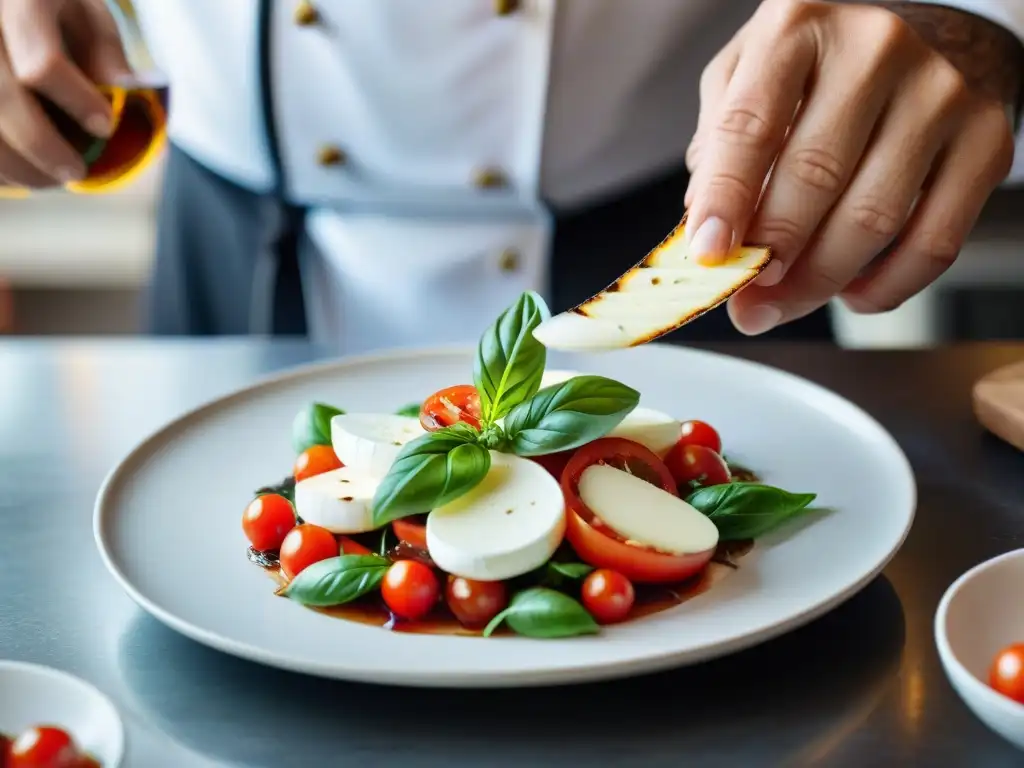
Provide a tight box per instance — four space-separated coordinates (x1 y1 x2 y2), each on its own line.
294 466 380 534
331 413 424 478
426 453 566 581
577 464 719 555
532 215 771 350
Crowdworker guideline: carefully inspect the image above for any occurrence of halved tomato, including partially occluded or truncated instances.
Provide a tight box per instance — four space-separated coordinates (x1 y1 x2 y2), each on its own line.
392 517 428 550
561 438 713 584
420 385 482 431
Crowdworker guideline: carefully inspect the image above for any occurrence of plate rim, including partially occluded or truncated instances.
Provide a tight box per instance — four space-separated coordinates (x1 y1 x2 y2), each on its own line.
93 343 917 687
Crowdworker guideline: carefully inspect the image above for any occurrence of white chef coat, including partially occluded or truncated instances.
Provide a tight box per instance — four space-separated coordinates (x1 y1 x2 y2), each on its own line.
127 0 1024 354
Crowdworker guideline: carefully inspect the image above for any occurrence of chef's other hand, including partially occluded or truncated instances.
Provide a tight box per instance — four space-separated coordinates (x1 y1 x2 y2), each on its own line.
685 0 1017 335
0 0 130 187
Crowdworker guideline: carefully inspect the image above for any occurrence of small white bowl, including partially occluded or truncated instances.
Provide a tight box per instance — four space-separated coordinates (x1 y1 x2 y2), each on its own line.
0 661 125 766
935 548 1024 750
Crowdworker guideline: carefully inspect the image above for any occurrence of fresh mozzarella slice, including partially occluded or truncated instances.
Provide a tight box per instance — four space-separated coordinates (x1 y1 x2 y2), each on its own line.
608 407 681 457
577 464 719 555
294 467 380 534
426 453 566 581
331 413 424 478
532 215 772 350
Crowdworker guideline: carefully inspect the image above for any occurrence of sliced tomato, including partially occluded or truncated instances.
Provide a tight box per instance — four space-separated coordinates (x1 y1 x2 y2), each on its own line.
392 517 428 550
561 438 713 584
420 385 482 431
339 536 373 556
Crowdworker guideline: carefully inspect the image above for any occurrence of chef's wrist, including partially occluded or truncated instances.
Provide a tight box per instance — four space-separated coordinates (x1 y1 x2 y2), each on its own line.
853 1 1024 128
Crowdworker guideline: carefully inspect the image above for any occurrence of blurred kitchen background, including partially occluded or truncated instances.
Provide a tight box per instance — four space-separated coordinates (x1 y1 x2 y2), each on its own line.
1 0 1023 348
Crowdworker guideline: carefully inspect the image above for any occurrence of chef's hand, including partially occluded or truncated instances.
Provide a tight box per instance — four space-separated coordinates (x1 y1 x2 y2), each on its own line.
684 0 1017 334
0 0 130 187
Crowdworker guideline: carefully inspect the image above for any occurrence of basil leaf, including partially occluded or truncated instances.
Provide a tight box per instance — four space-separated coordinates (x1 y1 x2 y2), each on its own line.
371 427 491 526
395 402 422 418
292 402 345 454
474 291 550 424
482 587 600 638
502 376 640 456
278 554 389 607
686 482 818 540
548 562 594 580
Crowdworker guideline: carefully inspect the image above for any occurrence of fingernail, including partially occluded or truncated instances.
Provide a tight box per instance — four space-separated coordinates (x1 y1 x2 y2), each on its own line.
85 114 112 138
689 216 734 265
733 304 782 336
755 259 785 287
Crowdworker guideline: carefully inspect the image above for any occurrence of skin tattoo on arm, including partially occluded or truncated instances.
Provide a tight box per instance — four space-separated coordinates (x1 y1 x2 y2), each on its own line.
859 2 1024 113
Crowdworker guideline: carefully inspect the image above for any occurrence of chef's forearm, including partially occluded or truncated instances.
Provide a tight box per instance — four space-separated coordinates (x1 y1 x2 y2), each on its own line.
857 2 1024 109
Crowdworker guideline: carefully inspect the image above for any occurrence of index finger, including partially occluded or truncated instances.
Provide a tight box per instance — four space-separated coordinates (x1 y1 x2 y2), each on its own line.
687 28 815 265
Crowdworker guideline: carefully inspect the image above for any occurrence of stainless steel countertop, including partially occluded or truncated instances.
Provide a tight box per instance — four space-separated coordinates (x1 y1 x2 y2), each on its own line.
2 339 1023 767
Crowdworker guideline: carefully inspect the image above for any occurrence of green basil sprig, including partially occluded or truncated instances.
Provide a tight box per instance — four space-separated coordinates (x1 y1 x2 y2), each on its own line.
686 482 818 540
278 554 390 606
371 424 491 527
292 402 345 454
394 402 422 418
502 375 639 456
474 290 549 425
483 587 599 639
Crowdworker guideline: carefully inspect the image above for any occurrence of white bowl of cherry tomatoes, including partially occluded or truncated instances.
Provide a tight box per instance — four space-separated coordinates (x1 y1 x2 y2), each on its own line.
0 660 124 767
936 548 1024 751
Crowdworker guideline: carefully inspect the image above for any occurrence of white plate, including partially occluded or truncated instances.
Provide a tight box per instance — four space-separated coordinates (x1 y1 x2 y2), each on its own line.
94 344 915 687
0 660 125 766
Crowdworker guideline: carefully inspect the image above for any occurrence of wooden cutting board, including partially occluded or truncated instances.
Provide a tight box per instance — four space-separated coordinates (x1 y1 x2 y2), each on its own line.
973 360 1024 450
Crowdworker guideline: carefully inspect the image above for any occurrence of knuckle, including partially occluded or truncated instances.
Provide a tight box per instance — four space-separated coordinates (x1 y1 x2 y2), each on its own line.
916 228 962 271
715 101 775 148
704 171 760 211
929 62 969 114
755 216 807 255
786 146 847 194
869 10 910 52
849 200 903 241
768 0 811 33
11 53 61 90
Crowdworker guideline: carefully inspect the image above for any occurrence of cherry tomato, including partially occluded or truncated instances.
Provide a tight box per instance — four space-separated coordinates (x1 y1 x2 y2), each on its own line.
293 444 343 482
664 444 731 488
445 576 508 627
339 536 373 555
8 726 83 768
242 493 296 551
279 523 338 580
382 560 440 621
581 569 635 624
530 450 574 480
562 438 714 584
989 643 1024 703
677 420 722 454
419 384 482 431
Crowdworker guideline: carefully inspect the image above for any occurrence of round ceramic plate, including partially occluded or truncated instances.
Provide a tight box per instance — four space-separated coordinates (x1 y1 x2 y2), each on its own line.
95 345 915 687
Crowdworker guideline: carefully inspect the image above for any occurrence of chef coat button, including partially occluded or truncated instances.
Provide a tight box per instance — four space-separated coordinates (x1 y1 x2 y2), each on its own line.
294 1 320 26
498 248 520 273
473 166 509 190
494 0 521 15
317 145 347 167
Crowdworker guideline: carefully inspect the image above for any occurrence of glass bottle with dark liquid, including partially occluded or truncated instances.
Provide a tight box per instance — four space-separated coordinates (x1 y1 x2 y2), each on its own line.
37 72 169 194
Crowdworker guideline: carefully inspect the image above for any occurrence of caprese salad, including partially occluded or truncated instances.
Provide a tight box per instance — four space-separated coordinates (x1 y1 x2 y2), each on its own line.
242 291 819 638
